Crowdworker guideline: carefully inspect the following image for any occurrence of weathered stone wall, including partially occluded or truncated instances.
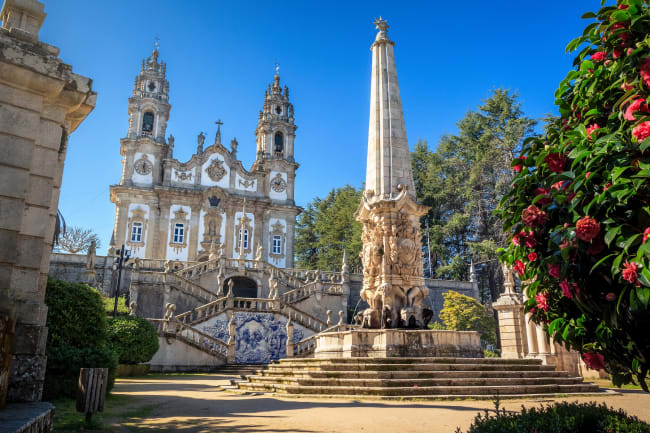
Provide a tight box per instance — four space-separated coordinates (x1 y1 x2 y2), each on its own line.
48 253 117 296
0 0 95 403
148 336 225 372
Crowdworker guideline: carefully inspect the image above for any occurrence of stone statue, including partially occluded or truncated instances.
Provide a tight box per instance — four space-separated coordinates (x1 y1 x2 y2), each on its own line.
268 269 279 299
227 313 237 345
208 240 218 261
129 301 137 316
255 243 263 262
86 240 96 270
502 262 516 294
216 262 225 297
227 279 234 297
163 260 172 273
197 132 205 153
230 137 238 156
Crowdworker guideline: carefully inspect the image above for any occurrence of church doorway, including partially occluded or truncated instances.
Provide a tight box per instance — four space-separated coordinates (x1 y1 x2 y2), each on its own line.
224 276 258 298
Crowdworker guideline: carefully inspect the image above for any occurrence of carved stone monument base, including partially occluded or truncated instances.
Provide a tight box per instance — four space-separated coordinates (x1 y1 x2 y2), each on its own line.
314 329 482 359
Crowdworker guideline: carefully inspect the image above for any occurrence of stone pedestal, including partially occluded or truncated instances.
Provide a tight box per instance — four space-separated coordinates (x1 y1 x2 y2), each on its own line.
493 292 527 359
314 329 482 359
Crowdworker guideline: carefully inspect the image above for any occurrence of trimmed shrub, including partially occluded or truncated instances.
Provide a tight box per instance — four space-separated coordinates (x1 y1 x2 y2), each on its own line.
43 278 118 399
107 316 159 365
461 401 650 433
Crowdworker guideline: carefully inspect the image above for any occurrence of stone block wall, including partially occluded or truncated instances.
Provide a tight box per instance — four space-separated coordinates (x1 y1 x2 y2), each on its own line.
0 0 95 403
48 253 118 296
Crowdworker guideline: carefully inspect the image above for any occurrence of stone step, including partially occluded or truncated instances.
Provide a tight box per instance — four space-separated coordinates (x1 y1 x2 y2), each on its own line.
246 376 586 388
264 363 558 372
236 382 601 396
275 357 545 366
259 369 570 379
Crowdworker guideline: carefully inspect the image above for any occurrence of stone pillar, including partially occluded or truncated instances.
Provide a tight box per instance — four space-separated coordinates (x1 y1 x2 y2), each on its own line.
285 218 295 268
224 206 235 258
492 290 527 359
187 203 201 261
525 311 538 355
536 324 551 354
157 200 171 259
0 0 96 403
285 320 294 358
144 199 158 259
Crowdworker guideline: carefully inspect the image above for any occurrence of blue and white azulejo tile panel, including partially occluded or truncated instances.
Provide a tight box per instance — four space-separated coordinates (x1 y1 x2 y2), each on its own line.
197 312 311 364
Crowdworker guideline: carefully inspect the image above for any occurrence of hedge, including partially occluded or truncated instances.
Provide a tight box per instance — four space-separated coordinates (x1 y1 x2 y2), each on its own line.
107 316 159 365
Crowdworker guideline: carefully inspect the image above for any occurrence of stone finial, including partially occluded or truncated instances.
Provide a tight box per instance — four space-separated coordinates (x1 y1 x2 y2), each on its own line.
341 250 349 274
230 137 238 156
338 310 345 325
197 132 205 153
374 16 389 32
326 310 332 327
0 0 46 42
227 279 234 297
469 260 477 283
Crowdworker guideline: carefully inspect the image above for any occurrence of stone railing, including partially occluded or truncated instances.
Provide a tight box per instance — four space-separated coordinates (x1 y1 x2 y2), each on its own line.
280 281 345 304
279 302 328 332
163 272 219 304
146 318 229 361
174 297 229 325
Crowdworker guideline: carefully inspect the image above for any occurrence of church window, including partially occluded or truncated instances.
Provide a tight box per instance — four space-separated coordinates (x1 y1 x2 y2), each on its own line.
272 235 282 255
142 112 154 133
274 132 283 155
173 223 185 244
131 222 143 243
237 229 249 250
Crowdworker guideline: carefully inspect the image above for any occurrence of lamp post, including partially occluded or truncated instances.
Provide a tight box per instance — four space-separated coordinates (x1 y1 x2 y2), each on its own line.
113 245 131 318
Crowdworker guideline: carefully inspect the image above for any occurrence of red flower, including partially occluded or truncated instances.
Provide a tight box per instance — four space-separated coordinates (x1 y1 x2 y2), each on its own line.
513 260 525 276
624 98 650 121
544 152 567 173
513 156 527 172
641 58 650 87
535 292 550 312
618 4 629 9
643 227 650 243
576 216 600 242
583 352 606 370
621 81 634 91
632 121 650 141
586 171 592 179
548 263 561 279
528 252 538 262
613 48 624 59
586 123 600 140
512 234 521 246
591 51 606 62
534 187 552 206
588 236 606 256
606 293 617 302
560 279 574 299
523 231 537 248
622 261 641 287
522 205 548 228
604 182 613 191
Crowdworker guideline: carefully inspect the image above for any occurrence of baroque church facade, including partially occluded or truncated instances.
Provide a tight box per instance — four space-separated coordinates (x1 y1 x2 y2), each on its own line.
109 48 300 267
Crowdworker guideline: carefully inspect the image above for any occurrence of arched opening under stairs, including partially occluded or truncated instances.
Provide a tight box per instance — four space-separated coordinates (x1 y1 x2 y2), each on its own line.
224 276 258 298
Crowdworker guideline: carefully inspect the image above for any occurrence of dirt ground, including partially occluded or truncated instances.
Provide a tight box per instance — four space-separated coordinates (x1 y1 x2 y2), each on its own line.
110 374 650 433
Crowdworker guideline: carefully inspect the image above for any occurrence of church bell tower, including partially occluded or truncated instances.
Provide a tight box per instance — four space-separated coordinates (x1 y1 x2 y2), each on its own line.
254 71 296 162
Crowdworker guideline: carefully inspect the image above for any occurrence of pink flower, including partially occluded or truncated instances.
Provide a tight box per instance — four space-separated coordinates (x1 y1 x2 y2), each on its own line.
621 81 634 91
535 292 550 312
618 4 629 9
548 263 561 279
523 231 537 248
604 182 613 191
544 153 567 173
586 171 592 179
622 261 641 287
644 228 650 243
534 187 552 206
586 123 600 140
513 156 527 172
513 260 525 276
559 279 576 299
591 51 606 62
582 352 606 370
641 58 650 87
624 98 650 121
522 205 548 228
606 293 617 302
512 234 521 246
632 121 650 141
613 48 624 59
528 252 538 262
576 216 600 242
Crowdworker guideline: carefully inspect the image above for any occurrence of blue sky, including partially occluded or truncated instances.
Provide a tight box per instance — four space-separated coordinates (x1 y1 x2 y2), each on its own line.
37 1 601 254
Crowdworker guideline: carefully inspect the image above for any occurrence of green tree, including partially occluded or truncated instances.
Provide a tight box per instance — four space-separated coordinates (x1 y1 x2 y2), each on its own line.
497 0 650 390
412 89 537 300
107 316 159 365
294 185 363 271
438 290 497 345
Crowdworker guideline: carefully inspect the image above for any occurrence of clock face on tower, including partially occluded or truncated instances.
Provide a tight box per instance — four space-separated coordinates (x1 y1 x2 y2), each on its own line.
134 155 153 175
270 173 287 192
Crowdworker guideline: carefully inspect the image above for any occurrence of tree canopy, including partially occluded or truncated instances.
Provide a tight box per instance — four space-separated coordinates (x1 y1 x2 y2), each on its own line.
438 290 497 345
295 185 363 271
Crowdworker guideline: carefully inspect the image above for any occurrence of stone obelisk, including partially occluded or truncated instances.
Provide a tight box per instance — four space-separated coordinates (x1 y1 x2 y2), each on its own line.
355 18 430 329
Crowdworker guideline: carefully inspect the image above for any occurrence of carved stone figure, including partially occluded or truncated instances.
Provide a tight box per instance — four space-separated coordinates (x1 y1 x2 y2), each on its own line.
255 243 263 262
206 158 227 182
86 240 96 270
129 301 137 316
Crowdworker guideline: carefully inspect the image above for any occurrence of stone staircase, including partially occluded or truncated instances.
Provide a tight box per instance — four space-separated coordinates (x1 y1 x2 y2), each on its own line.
233 357 604 399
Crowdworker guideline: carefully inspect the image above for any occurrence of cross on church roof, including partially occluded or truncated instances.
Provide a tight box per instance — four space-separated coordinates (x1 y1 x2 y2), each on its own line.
154 35 160 51
215 119 223 127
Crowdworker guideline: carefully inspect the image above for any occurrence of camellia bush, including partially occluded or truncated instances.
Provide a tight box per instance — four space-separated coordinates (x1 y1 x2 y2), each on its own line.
497 0 650 390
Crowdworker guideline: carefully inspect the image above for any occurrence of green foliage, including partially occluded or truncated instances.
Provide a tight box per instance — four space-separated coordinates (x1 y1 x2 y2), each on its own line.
107 316 159 365
460 401 650 433
428 321 446 330
412 89 536 300
44 278 118 399
439 290 497 345
294 185 363 271
103 295 129 316
483 348 500 358
497 0 650 390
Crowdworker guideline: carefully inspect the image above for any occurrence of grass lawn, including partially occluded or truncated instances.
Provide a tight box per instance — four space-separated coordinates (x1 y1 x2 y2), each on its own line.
594 378 650 391
52 393 157 432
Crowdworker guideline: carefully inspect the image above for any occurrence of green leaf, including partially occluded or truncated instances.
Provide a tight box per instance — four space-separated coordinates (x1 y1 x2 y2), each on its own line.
640 136 650 152
612 253 624 276
590 253 616 274
605 226 621 247
637 287 650 307
623 234 641 253
611 166 630 182
581 11 597 19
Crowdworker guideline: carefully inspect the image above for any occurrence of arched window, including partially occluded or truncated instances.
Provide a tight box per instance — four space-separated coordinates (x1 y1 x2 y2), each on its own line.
142 112 154 133
274 132 283 155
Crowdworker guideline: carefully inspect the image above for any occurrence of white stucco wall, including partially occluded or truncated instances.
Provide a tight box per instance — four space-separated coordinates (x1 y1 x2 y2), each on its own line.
171 167 195 185
131 152 155 185
166 204 191 261
267 217 286 268
235 172 256 192
126 203 150 259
